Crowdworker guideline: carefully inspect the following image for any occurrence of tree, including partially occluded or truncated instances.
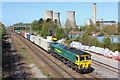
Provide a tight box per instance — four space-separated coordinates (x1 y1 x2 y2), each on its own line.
41 22 50 38
25 27 29 32
88 37 99 46
96 20 100 28
0 22 5 36
86 24 100 34
31 20 38 32
81 33 89 45
48 21 58 36
103 37 111 48
102 25 118 35
55 27 65 40
46 18 51 22
75 36 81 42
80 25 88 31
38 18 44 30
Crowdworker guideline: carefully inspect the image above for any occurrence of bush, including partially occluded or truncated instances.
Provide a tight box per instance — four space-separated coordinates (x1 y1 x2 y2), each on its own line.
88 37 99 47
81 33 89 45
108 43 119 52
74 36 81 42
55 27 65 40
103 37 111 48
102 25 118 35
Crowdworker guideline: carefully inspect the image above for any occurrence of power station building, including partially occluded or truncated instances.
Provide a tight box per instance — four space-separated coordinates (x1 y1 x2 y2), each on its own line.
53 13 61 27
44 10 53 20
85 19 92 26
44 10 61 27
65 11 76 27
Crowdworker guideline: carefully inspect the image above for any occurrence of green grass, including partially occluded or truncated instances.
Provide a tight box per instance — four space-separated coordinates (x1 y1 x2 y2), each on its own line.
20 47 50 78
21 48 29 57
17 41 21 45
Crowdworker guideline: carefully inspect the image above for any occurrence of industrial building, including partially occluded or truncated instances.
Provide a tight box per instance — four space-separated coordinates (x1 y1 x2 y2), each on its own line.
99 21 116 25
85 19 92 26
44 10 53 20
65 11 76 27
53 13 61 27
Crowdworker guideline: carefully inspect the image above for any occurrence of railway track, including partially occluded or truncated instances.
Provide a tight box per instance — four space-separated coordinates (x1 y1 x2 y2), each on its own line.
77 47 120 75
92 59 120 74
83 50 120 74
11 31 98 79
12 32 76 79
8 34 25 80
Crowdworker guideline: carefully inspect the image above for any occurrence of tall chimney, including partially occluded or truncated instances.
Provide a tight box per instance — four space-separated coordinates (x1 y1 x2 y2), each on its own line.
93 3 96 24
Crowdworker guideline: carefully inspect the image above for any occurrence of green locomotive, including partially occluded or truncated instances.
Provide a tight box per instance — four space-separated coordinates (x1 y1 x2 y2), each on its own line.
49 42 92 73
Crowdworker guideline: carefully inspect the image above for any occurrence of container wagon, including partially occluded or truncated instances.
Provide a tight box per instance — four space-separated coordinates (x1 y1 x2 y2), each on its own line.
25 33 29 38
27 34 32 40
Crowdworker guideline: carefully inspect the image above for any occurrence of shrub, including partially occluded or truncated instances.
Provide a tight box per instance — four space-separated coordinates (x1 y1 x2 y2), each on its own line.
103 37 111 48
88 37 99 47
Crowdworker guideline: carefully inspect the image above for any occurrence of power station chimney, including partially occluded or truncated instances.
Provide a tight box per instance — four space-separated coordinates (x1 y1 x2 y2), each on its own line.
93 3 96 24
44 10 53 20
65 11 76 27
53 13 61 27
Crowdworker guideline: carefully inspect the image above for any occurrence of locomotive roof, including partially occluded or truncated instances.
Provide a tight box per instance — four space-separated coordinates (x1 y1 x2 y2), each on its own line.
51 42 91 56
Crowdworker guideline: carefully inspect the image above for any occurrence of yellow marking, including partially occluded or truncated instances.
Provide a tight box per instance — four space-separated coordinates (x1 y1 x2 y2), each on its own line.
55 49 62 53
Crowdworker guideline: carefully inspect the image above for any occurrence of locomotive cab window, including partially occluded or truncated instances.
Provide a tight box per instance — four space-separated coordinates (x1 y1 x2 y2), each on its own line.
76 56 78 60
86 56 91 60
80 57 85 61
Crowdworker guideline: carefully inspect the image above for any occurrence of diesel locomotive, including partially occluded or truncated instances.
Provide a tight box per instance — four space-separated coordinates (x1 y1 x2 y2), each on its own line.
49 42 92 73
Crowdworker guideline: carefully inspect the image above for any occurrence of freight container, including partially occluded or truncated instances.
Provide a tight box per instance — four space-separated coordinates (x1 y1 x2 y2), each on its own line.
25 33 29 38
39 38 52 51
34 36 38 43
27 34 32 40
18 32 20 34
30 35 35 42
21 32 23 36
22 32 25 37
47 36 52 41
35 36 43 46
15 30 18 33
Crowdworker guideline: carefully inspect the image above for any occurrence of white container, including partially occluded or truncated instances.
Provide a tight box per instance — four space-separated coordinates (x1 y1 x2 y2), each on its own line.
35 36 42 45
34 36 38 43
47 36 52 41
39 38 52 51
25 33 29 38
30 35 35 42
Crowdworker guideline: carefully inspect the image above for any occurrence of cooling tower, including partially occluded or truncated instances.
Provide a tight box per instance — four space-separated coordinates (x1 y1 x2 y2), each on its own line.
44 10 53 20
65 11 76 27
93 3 96 24
53 13 61 27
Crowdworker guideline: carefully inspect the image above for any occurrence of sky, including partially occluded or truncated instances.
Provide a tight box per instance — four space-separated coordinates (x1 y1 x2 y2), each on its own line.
1 2 118 27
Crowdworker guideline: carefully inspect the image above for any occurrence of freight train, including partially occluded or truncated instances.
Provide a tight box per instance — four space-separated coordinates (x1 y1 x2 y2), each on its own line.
11 29 92 73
